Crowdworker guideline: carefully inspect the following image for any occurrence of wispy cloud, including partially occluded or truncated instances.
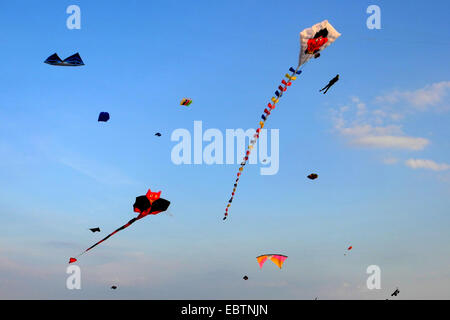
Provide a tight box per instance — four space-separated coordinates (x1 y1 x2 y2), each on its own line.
376 81 450 111
405 159 450 171
382 157 399 165
43 241 81 249
352 136 429 150
59 156 136 186
331 97 429 151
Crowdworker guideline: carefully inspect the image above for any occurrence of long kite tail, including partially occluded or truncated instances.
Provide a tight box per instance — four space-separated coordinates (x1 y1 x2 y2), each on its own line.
69 217 140 263
223 65 303 220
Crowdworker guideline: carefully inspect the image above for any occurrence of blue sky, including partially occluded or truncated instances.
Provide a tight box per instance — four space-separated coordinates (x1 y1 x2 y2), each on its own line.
0 0 449 299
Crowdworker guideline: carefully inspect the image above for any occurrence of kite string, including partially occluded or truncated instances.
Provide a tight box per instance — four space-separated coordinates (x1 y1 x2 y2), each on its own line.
223 62 305 220
73 216 142 259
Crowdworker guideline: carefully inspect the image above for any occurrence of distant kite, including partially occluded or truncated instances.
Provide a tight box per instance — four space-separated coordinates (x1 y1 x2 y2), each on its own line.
111 286 117 290
89 227 100 233
391 288 400 297
344 246 353 256
98 112 110 122
155 132 162 137
243 276 248 280
223 20 340 220
44 53 85 66
307 173 318 180
256 254 288 269
180 98 192 106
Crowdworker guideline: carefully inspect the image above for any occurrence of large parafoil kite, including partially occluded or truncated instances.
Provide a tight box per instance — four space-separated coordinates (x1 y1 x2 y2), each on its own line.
69 189 170 263
223 20 340 220
256 254 288 269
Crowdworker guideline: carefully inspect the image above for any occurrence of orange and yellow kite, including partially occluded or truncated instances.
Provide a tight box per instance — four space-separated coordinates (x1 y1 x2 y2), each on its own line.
256 254 288 269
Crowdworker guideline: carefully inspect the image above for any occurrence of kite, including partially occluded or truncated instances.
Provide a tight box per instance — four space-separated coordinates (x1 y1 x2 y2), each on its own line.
243 276 248 280
180 98 192 106
155 132 162 137
307 173 318 180
391 288 400 297
68 189 170 263
89 227 101 233
98 112 110 122
319 74 339 94
256 254 288 269
223 20 341 220
111 286 117 290
344 246 353 256
44 53 85 66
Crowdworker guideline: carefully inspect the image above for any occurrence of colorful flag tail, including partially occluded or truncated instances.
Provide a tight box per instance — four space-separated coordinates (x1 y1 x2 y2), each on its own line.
223 65 303 220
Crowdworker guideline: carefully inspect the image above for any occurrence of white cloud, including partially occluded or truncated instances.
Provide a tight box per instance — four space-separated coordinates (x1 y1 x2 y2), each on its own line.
338 124 403 137
383 157 399 165
331 97 429 151
351 96 367 116
376 81 450 111
405 159 450 171
352 136 429 150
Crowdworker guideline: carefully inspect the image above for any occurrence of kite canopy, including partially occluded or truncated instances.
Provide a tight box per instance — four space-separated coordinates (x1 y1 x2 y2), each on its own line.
63 53 85 66
133 189 169 216
299 20 341 67
44 53 63 65
44 52 85 66
89 227 100 233
344 246 353 256
180 98 192 106
69 257 77 264
98 112 110 122
155 132 162 136
133 196 151 214
256 254 288 269
243 276 248 280
148 198 171 213
307 173 318 180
